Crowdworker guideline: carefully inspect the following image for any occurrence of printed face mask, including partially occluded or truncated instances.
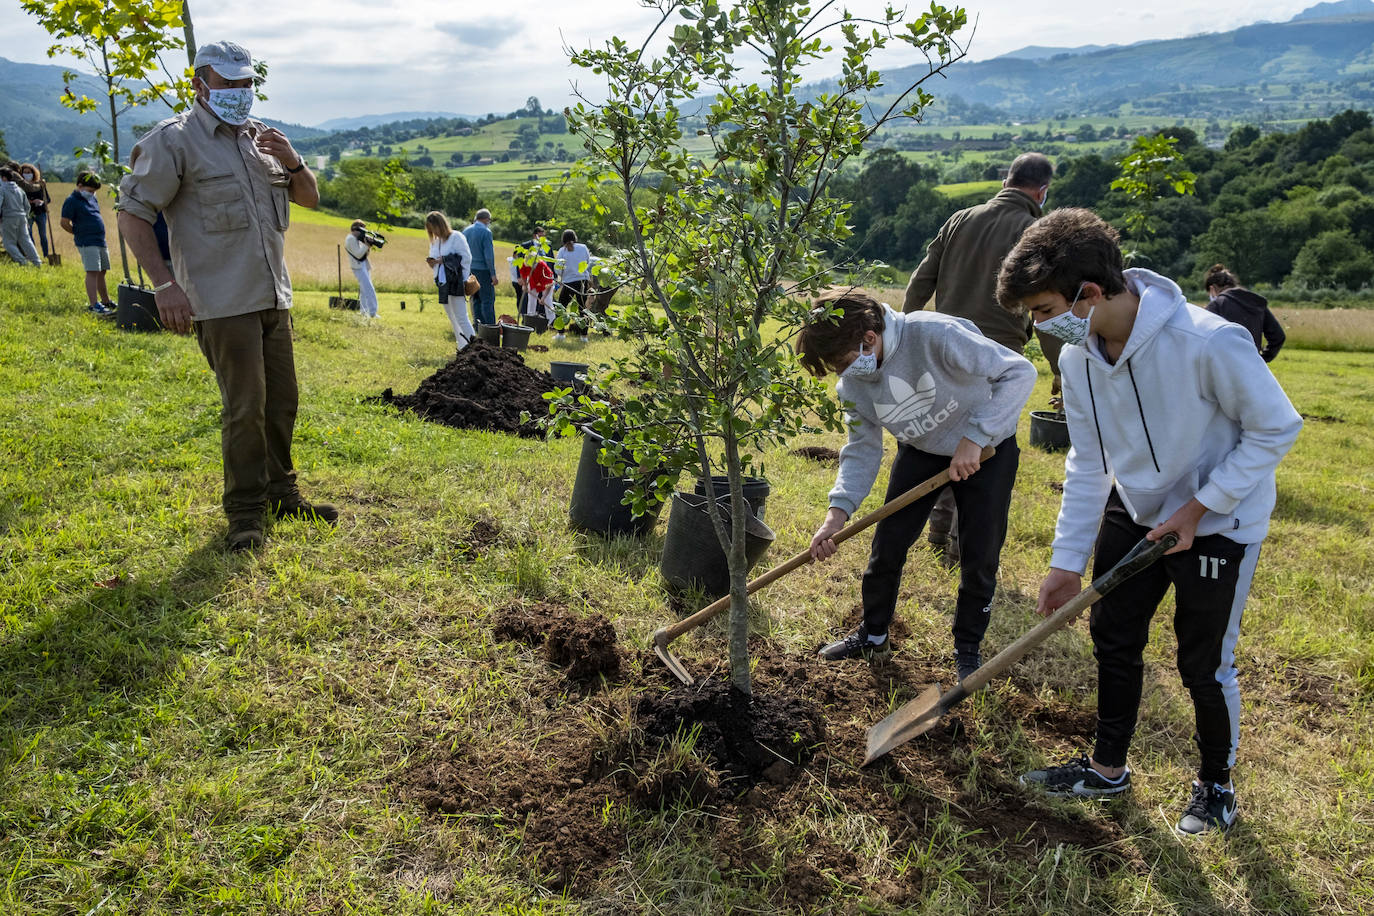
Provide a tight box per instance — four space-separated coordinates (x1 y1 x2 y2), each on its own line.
840 342 879 378
1034 284 1092 346
205 87 254 125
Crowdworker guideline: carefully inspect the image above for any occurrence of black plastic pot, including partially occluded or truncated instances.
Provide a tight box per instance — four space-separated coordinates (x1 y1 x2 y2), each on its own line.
550 361 589 382
659 492 775 599
568 428 663 537
693 476 771 521
1029 410 1071 451
116 283 161 332
500 323 532 351
476 323 501 344
522 313 550 334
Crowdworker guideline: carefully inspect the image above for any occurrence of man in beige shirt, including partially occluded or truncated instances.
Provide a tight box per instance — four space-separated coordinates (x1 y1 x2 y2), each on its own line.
117 40 337 551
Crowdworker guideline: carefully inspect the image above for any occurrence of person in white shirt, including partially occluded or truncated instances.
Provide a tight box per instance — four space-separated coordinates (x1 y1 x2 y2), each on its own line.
555 229 593 342
344 220 379 318
425 211 475 350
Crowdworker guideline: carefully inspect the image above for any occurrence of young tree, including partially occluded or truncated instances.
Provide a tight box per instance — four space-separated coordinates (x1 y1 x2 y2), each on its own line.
550 0 967 695
21 0 192 281
1111 133 1197 243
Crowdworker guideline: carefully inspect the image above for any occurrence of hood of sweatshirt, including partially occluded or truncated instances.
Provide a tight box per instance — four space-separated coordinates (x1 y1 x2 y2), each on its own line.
1082 268 1184 374
1211 286 1269 317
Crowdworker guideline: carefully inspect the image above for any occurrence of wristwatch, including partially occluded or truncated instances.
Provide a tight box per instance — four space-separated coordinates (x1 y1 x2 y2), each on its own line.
286 159 306 174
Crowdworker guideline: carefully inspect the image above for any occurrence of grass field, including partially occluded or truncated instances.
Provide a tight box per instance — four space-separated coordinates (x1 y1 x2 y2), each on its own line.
1 260 1371 913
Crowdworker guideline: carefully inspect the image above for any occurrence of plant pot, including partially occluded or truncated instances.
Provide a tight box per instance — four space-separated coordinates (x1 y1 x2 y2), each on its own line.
660 492 775 599
693 475 771 521
522 313 549 334
568 428 664 537
115 283 161 333
328 296 360 310
500 323 532 351
549 360 589 382
475 323 501 344
1029 410 1071 451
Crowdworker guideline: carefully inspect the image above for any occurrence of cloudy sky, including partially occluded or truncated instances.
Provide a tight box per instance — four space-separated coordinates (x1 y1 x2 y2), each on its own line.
1 0 1314 127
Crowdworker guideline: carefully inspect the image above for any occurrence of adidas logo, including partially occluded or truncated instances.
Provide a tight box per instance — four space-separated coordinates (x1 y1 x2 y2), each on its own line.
874 372 959 438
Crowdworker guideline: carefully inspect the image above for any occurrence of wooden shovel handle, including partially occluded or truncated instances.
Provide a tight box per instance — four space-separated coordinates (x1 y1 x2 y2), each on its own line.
657 445 996 643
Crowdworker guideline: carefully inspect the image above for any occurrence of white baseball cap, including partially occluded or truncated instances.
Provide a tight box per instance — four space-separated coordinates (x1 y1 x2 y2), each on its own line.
193 41 254 80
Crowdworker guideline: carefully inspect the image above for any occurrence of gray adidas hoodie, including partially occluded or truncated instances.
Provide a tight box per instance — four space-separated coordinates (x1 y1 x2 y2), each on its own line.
828 305 1036 517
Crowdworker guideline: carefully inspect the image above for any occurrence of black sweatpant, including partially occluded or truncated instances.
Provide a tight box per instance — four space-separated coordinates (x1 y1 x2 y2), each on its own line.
861 436 1020 651
1089 490 1260 786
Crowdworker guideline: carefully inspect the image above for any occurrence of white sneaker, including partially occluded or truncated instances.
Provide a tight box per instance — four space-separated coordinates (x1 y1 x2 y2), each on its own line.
553 333 566 341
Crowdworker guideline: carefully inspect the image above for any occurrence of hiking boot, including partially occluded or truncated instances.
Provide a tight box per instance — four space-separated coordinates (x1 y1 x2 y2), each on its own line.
928 536 960 569
269 497 339 524
818 624 890 661
955 647 983 682
1020 754 1131 798
1176 781 1237 835
226 518 265 552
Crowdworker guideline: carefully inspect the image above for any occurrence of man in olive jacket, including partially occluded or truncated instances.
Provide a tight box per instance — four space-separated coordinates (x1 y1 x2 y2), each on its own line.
901 152 1054 563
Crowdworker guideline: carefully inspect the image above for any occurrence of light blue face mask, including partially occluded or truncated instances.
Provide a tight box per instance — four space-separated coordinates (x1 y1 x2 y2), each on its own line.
1034 283 1092 346
840 342 879 378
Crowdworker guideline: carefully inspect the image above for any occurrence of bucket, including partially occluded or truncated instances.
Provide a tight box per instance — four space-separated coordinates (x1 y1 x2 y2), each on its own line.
115 283 161 332
693 476 771 521
569 428 664 537
522 313 550 334
550 361 589 382
1029 410 1071 451
659 492 775 598
500 323 532 351
475 323 501 345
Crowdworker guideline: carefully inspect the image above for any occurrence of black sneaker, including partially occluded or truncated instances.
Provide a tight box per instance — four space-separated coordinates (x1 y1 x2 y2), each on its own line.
818 624 889 661
1020 754 1131 798
1176 781 1237 835
955 648 983 682
269 498 339 525
226 518 265 552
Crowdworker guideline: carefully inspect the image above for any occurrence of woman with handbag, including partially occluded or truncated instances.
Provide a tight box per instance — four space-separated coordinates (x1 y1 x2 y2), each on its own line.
425 211 476 351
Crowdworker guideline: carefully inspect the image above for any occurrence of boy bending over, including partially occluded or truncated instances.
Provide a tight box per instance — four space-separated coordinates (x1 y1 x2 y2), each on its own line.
997 208 1301 835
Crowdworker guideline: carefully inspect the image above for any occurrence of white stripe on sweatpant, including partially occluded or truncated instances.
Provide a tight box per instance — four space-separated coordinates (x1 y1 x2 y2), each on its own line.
1218 541 1262 770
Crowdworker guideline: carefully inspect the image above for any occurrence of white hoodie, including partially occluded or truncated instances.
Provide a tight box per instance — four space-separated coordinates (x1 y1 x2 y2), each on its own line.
1051 269 1302 575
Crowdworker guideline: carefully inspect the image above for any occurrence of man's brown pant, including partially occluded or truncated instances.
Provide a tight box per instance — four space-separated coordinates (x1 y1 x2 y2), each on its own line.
194 308 298 521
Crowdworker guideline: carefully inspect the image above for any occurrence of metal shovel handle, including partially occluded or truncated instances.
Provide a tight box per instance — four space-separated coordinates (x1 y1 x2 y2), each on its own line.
654 445 996 646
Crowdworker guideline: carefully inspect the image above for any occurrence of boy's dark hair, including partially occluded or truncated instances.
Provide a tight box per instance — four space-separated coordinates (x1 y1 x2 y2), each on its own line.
0 168 13 182
997 207 1127 311
796 289 886 377
77 171 102 189
1204 263 1240 291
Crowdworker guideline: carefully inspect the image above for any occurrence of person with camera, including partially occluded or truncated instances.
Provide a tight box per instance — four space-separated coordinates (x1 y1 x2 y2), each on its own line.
116 40 338 553
345 219 381 318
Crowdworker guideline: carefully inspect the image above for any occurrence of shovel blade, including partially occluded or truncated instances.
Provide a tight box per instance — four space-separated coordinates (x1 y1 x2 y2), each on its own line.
863 684 943 765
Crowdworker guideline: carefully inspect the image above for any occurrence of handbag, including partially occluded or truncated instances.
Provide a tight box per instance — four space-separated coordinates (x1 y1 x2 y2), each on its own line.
464 274 481 297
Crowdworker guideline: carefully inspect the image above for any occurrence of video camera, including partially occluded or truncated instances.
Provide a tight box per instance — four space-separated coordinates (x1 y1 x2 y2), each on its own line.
360 228 386 249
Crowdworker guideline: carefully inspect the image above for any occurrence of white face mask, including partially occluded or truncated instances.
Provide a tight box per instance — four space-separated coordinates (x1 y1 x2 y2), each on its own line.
205 87 254 125
1034 284 1092 346
840 341 879 378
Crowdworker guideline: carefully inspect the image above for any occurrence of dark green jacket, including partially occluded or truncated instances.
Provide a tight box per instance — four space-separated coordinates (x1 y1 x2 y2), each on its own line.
902 188 1041 352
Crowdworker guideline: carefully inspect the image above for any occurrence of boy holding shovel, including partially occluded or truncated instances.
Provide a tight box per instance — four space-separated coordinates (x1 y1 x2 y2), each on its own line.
996 208 1302 834
799 289 1035 681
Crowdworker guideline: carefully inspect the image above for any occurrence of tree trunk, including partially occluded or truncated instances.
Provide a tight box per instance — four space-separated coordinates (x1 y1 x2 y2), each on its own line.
102 42 132 285
723 432 752 697
182 2 197 69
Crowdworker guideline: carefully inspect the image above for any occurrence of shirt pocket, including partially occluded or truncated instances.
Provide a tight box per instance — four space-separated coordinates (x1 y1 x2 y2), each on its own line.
196 174 249 233
271 186 289 231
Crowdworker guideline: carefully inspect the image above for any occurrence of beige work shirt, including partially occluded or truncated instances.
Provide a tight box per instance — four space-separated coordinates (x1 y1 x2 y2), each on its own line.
118 101 294 320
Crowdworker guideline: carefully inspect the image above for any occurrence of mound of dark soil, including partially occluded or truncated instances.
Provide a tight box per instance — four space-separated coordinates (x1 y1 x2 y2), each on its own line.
379 340 588 437
492 601 622 681
791 445 840 463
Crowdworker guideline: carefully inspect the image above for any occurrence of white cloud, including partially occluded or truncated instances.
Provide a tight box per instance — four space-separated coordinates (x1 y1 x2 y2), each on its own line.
0 0 1320 126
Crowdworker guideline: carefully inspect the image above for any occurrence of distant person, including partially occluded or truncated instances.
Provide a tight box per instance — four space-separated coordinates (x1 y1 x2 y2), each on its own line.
345 219 380 318
462 207 498 326
998 208 1302 835
117 39 337 552
1204 264 1285 362
425 210 475 350
555 228 593 342
0 167 42 267
799 289 1035 683
18 163 53 259
59 171 112 313
902 152 1055 566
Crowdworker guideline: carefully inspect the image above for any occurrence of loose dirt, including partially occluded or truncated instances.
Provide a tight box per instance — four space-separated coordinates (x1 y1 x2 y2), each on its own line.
791 445 840 464
492 601 622 681
399 631 1129 905
378 340 589 437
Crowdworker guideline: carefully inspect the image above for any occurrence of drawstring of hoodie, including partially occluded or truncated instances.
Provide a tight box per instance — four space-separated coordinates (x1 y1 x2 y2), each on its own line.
1083 358 1162 475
